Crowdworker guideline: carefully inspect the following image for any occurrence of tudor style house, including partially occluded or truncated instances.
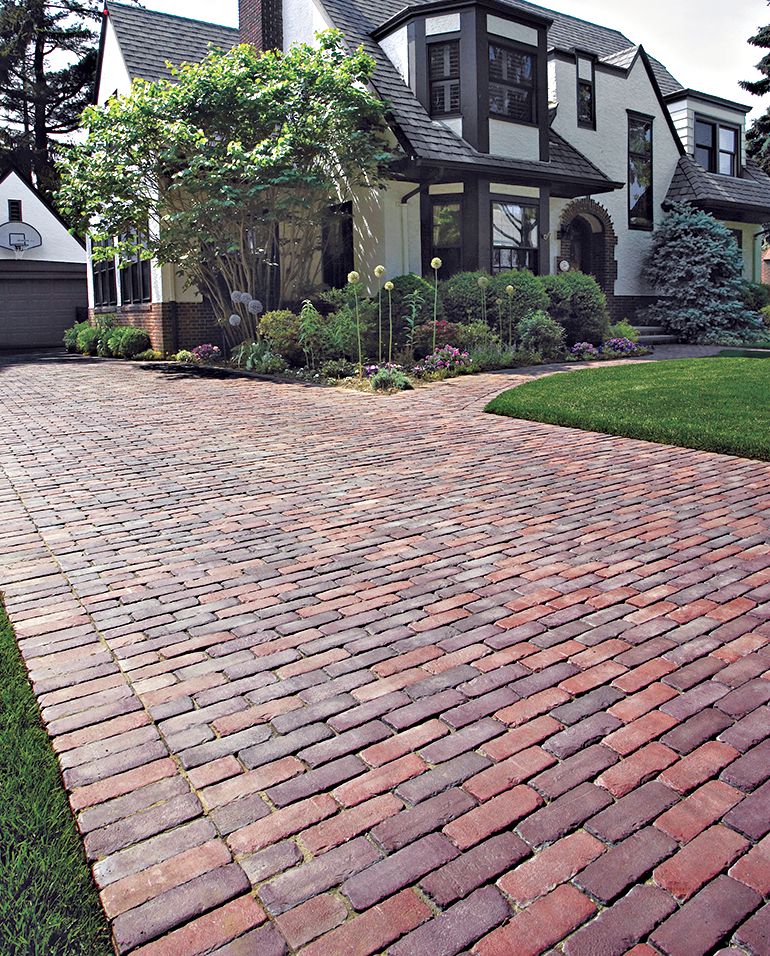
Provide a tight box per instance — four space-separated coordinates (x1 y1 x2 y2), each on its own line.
90 0 770 349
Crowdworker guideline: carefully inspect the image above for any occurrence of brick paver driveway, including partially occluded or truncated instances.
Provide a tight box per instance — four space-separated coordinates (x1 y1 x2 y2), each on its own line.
1 350 769 956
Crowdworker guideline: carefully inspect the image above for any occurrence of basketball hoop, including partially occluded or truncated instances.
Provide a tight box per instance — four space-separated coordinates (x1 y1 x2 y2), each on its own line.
0 221 42 258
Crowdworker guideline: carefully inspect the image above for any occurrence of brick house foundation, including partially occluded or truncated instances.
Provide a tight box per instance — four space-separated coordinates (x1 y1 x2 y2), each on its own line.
90 301 222 354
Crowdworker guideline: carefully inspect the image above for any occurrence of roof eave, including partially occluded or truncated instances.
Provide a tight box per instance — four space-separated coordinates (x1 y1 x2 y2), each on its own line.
372 0 552 41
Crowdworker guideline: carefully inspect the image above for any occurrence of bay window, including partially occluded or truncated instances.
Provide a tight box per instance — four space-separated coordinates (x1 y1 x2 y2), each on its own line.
429 41 461 117
488 43 536 123
431 199 462 276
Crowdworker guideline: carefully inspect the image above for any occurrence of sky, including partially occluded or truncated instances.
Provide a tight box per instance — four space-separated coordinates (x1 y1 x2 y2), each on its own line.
146 0 770 121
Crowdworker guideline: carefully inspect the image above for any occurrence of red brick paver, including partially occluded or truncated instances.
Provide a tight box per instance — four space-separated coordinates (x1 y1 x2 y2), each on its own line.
0 349 768 955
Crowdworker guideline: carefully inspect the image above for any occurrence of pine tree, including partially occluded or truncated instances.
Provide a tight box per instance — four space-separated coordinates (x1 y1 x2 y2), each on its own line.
0 1 126 199
742 9 770 170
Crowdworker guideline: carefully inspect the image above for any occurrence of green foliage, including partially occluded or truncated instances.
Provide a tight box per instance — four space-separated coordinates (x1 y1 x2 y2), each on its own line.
643 203 762 343
486 358 770 461
414 319 460 356
63 320 90 353
75 324 100 355
468 345 519 371
58 35 390 321
606 320 639 343
516 310 566 360
298 300 327 369
491 270 549 326
441 271 493 324
456 321 501 353
106 326 151 359
320 358 357 379
370 368 413 391
387 274 438 330
0 601 112 956
743 281 770 312
175 350 195 363
133 349 163 361
232 340 286 374
260 310 303 365
541 272 610 345
761 305 770 328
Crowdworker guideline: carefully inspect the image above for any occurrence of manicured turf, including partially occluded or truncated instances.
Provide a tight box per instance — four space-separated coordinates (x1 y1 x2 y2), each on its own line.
718 348 770 358
485 357 770 461
0 600 112 956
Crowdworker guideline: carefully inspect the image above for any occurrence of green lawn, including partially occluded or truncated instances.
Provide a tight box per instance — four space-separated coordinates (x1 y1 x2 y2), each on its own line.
485 357 770 461
0 600 112 956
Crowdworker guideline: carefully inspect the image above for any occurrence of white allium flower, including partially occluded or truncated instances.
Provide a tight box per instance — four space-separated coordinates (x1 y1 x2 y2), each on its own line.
247 299 264 316
384 280 394 292
228 313 242 326
348 271 360 284
230 290 244 303
477 276 490 289
374 264 386 278
431 257 442 270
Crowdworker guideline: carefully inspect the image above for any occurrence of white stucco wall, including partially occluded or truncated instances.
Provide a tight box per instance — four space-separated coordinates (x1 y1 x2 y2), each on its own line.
379 26 409 86
282 0 333 48
721 220 762 282
0 172 85 265
353 182 422 289
551 55 683 296
489 119 540 161
97 19 132 104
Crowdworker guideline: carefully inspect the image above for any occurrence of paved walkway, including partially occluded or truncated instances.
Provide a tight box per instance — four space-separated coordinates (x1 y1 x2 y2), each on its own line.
1 348 769 956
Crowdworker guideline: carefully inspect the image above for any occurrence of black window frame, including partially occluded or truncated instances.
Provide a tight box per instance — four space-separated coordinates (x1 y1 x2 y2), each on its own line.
430 196 463 277
490 197 539 274
7 199 22 222
118 235 152 305
628 112 654 232
576 55 596 130
694 116 740 177
428 39 461 118
487 40 537 126
92 238 118 308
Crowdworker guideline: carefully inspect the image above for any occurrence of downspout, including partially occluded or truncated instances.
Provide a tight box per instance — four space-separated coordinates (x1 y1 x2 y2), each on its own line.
401 184 422 275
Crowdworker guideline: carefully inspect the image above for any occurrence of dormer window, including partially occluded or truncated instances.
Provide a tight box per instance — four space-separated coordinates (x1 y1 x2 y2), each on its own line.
488 43 536 123
695 119 739 177
429 41 461 117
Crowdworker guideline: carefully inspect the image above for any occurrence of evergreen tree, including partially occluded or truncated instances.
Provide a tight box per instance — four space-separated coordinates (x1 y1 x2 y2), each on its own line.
644 203 762 344
742 8 770 169
0 1 125 199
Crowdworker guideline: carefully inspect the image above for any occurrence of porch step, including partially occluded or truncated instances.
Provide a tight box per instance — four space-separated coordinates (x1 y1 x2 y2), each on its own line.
632 325 679 346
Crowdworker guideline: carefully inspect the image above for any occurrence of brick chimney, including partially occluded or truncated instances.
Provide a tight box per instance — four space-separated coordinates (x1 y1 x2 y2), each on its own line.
239 0 283 51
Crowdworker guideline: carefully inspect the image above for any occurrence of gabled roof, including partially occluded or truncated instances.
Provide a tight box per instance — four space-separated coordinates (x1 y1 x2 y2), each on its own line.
0 166 86 247
104 2 238 82
665 156 770 223
599 45 681 96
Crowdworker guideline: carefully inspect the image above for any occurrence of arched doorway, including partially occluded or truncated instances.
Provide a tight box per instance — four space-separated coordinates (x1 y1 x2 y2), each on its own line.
559 199 618 298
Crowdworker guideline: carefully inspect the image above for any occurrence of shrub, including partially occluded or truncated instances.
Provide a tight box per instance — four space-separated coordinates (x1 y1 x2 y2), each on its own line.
762 305 770 328
64 321 90 353
260 310 303 365
541 272 609 345
191 343 222 363
742 281 770 312
370 368 413 391
320 358 357 379
106 326 151 359
414 318 460 356
643 202 762 343
516 310 566 360
387 274 439 338
441 271 493 324
232 339 286 374
456 321 501 353
490 270 549 338
606 320 639 342
76 324 101 355
469 345 519 371
175 350 195 363
571 342 601 359
133 349 163 361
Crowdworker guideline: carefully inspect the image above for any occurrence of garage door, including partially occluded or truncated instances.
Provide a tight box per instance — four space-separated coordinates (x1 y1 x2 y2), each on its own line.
0 261 87 350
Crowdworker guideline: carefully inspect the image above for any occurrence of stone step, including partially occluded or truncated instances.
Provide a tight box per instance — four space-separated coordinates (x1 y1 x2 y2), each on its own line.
637 334 680 345
633 326 667 335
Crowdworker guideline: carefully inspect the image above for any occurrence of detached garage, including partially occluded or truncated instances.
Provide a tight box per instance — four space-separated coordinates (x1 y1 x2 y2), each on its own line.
0 167 87 350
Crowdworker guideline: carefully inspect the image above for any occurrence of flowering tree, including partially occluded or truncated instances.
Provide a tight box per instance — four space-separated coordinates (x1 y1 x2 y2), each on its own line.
58 33 389 325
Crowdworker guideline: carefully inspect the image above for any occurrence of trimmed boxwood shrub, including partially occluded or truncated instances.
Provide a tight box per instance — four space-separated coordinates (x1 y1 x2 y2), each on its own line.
743 281 770 312
260 310 303 365
64 321 90 353
541 272 610 346
441 271 492 324
490 270 549 325
516 310 565 360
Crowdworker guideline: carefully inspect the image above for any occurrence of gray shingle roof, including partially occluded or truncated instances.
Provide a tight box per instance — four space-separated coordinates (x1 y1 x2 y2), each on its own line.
106 2 238 81
665 156 770 219
322 0 619 190
599 46 682 97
